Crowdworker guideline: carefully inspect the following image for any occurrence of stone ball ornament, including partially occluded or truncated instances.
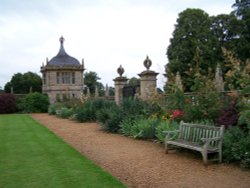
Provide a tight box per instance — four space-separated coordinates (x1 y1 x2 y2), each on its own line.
117 65 125 77
143 56 152 70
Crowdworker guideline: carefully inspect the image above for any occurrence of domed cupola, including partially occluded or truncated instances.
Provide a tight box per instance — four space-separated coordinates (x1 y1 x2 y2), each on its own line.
48 36 80 66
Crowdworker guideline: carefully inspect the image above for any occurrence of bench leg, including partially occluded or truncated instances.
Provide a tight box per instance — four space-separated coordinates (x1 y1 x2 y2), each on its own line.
165 141 169 154
219 151 222 163
201 151 208 165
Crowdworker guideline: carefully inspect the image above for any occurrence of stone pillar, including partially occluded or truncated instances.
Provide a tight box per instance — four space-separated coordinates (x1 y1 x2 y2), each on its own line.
113 65 128 105
138 56 158 101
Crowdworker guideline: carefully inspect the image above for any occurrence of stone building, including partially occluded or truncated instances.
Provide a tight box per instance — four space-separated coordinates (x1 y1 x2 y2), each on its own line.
41 36 84 103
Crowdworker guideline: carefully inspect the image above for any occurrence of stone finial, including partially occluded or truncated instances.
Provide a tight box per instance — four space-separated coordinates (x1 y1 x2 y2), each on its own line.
143 56 152 70
117 65 124 77
59 36 65 44
46 57 49 64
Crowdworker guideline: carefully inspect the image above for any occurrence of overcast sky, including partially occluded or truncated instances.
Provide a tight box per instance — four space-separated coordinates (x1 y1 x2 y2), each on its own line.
0 0 234 89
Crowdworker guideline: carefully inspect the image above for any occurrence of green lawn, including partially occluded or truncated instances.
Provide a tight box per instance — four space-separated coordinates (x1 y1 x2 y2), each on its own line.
0 114 126 188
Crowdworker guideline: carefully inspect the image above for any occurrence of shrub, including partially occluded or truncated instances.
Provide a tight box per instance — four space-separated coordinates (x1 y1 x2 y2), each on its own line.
97 98 161 133
130 118 159 139
155 120 179 142
120 116 159 139
121 98 161 118
17 92 49 113
74 105 95 122
223 127 250 168
75 98 117 123
100 105 123 133
183 92 224 122
119 116 139 136
48 104 57 115
215 101 238 128
0 93 17 114
56 107 73 119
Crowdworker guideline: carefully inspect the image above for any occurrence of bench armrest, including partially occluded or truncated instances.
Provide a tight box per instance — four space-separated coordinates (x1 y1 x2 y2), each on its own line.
201 137 222 142
163 130 180 140
200 137 223 149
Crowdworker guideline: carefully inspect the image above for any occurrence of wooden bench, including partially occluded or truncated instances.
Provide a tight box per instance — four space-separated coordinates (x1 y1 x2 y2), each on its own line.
164 121 224 164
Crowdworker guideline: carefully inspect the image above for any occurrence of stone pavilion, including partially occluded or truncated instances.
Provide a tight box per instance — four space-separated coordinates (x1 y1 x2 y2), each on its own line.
41 36 84 103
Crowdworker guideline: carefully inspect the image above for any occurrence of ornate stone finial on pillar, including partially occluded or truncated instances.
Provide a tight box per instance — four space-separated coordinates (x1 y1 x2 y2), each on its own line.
138 56 158 101
59 36 65 44
114 65 128 105
46 57 49 65
143 56 152 70
117 65 125 77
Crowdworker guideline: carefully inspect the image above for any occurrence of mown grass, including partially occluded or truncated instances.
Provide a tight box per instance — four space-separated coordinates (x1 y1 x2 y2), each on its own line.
0 114 126 188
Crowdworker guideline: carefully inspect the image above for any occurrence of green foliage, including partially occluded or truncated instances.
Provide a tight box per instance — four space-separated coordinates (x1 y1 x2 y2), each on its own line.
17 92 49 113
97 98 161 133
223 127 250 168
120 117 159 139
166 8 215 91
237 93 250 130
166 3 250 92
48 104 58 115
4 72 42 94
163 86 186 110
0 93 17 114
100 105 123 133
56 107 73 119
75 98 116 123
183 92 224 122
84 71 104 95
121 98 161 118
0 114 125 188
155 120 179 142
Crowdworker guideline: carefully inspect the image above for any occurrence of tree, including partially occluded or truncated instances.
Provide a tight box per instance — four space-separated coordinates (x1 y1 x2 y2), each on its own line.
232 0 250 61
166 9 216 91
128 77 140 87
84 71 104 95
4 72 42 94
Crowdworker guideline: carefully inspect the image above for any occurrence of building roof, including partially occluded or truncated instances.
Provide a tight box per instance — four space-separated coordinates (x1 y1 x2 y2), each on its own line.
48 36 80 66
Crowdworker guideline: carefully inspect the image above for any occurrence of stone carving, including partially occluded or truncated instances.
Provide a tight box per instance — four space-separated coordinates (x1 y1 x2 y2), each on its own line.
143 56 152 70
117 65 124 77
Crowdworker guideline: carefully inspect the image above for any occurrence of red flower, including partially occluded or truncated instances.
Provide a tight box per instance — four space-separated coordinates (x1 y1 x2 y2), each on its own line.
170 109 184 120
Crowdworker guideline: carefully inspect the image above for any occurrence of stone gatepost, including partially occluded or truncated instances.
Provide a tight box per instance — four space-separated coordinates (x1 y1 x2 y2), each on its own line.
113 65 128 105
138 56 158 101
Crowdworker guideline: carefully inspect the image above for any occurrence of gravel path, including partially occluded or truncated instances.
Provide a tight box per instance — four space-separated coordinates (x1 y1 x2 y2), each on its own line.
31 113 250 188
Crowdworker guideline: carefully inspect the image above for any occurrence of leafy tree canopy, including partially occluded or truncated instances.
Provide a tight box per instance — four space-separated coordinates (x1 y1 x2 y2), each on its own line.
84 71 104 95
166 8 215 91
4 72 42 94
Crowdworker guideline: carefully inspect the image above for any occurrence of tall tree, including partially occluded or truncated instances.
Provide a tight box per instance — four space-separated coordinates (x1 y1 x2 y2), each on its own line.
232 0 250 61
4 72 42 94
210 13 241 73
166 8 216 91
84 71 104 95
